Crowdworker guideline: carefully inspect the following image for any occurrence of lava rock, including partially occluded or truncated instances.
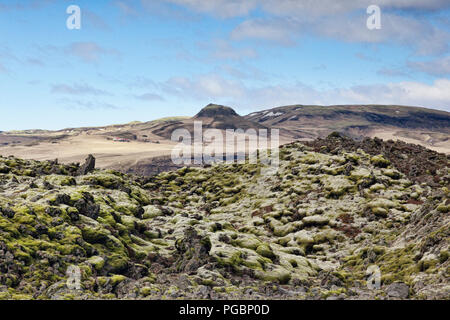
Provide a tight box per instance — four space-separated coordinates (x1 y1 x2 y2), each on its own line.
0 207 15 219
386 282 409 299
77 154 96 175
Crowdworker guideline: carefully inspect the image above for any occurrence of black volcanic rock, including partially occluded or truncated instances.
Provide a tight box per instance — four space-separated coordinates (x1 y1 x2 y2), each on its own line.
306 132 450 186
77 154 96 175
194 104 239 118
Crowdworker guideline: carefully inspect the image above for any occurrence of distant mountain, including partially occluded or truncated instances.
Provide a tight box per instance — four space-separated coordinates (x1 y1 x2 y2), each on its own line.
246 104 450 133
149 103 450 148
151 104 267 138
244 104 450 148
0 103 448 176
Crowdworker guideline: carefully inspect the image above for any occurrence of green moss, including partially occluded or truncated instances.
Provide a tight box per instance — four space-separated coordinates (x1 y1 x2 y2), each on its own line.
87 256 105 271
372 207 388 217
66 207 79 220
11 294 33 300
418 254 439 272
97 276 109 287
233 237 261 251
46 175 76 187
110 275 126 286
98 210 116 227
140 286 152 297
120 215 137 231
382 169 401 180
323 176 354 198
0 292 10 299
13 249 32 264
107 254 128 274
300 153 321 164
81 226 109 244
273 222 301 237
344 153 360 164
257 267 291 284
370 155 390 168
436 204 449 213
83 173 125 189
256 244 276 260
12 206 35 224
369 183 385 192
439 250 449 263
343 245 417 285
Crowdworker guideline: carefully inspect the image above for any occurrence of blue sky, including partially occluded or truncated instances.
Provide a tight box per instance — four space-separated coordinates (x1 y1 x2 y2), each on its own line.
0 0 449 130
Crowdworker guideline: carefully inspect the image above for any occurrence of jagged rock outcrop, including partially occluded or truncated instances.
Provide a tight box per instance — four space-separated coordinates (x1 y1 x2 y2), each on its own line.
77 155 96 176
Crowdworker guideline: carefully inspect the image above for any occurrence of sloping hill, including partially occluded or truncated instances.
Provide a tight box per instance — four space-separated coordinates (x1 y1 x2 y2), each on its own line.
245 105 450 151
151 104 267 139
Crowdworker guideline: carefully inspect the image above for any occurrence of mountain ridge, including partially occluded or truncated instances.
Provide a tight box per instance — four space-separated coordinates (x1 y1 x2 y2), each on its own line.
0 104 448 176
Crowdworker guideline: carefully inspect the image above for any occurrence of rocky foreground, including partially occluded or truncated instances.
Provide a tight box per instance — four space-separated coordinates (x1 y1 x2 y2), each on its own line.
0 134 448 300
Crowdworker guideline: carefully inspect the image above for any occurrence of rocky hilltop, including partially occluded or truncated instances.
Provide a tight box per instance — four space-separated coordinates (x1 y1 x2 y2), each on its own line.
151 104 267 138
194 104 240 118
0 134 448 300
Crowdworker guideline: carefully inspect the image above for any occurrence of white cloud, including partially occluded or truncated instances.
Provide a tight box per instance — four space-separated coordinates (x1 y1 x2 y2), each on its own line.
231 13 449 55
158 73 450 112
58 98 122 110
0 0 57 11
158 0 450 19
51 83 111 96
0 62 7 73
377 67 410 77
84 9 110 31
115 0 139 16
161 74 246 99
258 79 450 112
157 0 258 18
154 0 449 55
134 93 165 101
231 18 297 45
259 0 450 19
408 56 450 76
66 42 119 63
218 64 268 81
208 40 258 60
0 45 19 63
377 0 450 11
26 58 45 66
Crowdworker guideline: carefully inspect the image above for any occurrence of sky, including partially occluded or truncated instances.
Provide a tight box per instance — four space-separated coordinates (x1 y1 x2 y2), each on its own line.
0 0 449 130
